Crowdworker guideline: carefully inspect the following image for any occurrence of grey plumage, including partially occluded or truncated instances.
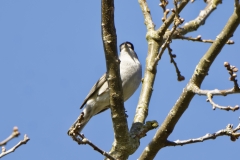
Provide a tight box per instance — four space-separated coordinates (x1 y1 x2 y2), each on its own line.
76 42 142 133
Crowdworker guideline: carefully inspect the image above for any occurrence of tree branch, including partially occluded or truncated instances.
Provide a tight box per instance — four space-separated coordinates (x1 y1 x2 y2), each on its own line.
206 93 239 111
138 0 155 31
0 127 20 146
132 0 189 131
0 134 30 158
77 133 115 160
156 0 190 36
167 46 185 81
101 0 130 159
166 123 240 146
138 2 240 159
175 35 234 44
192 62 240 111
174 0 222 36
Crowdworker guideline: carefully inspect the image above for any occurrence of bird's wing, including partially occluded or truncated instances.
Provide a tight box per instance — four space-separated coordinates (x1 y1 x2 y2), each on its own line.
96 107 109 115
80 73 107 109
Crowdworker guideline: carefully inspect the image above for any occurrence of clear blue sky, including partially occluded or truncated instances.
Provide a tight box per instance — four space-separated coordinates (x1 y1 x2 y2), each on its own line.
0 1 239 160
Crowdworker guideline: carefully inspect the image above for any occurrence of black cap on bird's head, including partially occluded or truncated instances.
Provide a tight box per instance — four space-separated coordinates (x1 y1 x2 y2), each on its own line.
119 41 134 52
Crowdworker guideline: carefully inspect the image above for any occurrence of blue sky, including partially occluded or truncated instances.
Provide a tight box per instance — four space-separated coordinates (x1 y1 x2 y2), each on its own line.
0 1 239 160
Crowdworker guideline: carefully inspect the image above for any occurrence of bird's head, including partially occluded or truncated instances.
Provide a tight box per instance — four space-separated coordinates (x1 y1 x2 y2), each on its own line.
119 41 139 60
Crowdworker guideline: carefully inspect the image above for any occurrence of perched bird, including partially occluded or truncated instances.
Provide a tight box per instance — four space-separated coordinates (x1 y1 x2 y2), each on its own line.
73 41 142 133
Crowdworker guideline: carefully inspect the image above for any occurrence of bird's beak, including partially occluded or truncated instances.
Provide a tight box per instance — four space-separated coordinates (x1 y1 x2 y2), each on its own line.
123 43 130 52
123 43 136 61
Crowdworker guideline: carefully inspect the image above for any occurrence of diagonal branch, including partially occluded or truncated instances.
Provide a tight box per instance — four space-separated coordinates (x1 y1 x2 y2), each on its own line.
76 133 115 160
175 35 234 44
156 0 190 36
152 23 178 69
174 0 222 36
0 134 30 158
166 123 240 146
0 127 20 146
68 113 116 160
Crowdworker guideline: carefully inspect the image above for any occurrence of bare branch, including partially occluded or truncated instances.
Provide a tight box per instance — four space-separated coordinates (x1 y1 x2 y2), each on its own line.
152 25 177 68
78 133 115 160
175 0 222 36
167 46 185 81
159 0 170 22
194 87 240 96
101 0 130 159
139 2 240 159
138 0 155 30
175 35 234 44
193 85 240 111
0 134 30 158
192 62 240 111
159 0 169 13
206 93 239 111
0 127 20 146
67 113 115 159
156 0 190 36
166 123 240 146
132 0 189 130
224 62 239 91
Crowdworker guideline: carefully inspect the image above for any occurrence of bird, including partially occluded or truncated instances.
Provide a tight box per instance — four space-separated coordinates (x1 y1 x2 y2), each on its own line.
72 41 142 133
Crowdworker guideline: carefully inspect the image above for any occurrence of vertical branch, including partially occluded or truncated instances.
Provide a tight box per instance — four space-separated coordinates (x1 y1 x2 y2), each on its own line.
130 0 190 149
132 0 190 127
138 0 155 30
101 0 130 159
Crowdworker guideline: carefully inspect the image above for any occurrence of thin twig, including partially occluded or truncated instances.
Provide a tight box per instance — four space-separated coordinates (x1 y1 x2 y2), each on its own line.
152 3 184 69
192 86 240 111
0 134 30 158
193 87 240 96
166 123 240 146
173 0 222 36
175 35 234 44
0 127 20 146
192 62 240 111
167 46 185 81
224 62 239 91
159 0 168 12
206 93 239 111
77 133 115 160
152 23 178 68
159 0 170 22
68 113 115 159
152 29 174 68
